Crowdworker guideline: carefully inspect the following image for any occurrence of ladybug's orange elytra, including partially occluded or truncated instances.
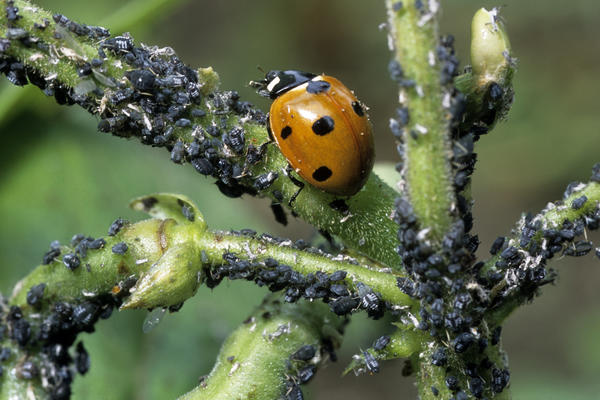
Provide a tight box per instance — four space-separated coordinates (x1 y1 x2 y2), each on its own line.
265 71 374 196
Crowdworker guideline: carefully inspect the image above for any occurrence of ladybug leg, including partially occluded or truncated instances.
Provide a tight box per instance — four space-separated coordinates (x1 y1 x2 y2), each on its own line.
285 164 305 207
288 182 304 207
328 199 349 214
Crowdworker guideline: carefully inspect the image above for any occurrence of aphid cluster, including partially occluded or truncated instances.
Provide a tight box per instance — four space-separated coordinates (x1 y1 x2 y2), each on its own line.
52 13 110 40
0 287 121 399
94 36 269 199
0 3 281 212
488 172 600 304
42 229 113 272
95 36 275 200
203 245 386 319
0 5 112 106
0 212 147 398
389 4 600 395
283 344 320 400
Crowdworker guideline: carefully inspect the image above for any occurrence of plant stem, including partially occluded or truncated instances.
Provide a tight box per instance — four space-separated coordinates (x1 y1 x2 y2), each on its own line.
9 194 414 312
385 0 455 242
178 294 346 400
485 180 600 324
416 338 512 400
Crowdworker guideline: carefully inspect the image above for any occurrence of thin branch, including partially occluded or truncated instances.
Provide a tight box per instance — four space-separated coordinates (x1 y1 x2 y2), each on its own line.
484 176 600 324
344 324 424 375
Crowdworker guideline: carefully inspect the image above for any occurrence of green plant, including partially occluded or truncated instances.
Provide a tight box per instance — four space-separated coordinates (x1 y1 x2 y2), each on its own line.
1 1 598 399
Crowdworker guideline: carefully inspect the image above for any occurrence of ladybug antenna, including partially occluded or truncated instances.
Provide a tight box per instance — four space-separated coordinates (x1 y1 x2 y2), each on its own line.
249 65 269 91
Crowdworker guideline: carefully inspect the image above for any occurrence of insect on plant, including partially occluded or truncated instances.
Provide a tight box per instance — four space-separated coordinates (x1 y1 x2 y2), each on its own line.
1 1 599 399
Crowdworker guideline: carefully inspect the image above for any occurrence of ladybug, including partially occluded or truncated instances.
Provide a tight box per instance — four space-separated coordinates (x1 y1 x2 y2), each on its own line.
258 70 375 196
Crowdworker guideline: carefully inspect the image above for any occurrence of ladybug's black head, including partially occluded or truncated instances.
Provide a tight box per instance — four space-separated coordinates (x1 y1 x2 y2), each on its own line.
249 70 280 98
265 70 317 99
250 70 317 99
265 70 280 82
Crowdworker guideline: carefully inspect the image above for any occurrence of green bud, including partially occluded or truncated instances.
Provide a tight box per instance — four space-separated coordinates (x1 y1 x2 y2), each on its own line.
454 7 515 129
121 242 203 310
471 7 513 81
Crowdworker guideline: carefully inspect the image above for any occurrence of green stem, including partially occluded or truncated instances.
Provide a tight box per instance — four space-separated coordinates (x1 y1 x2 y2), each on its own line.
385 0 455 242
9 194 413 312
178 294 346 400
416 339 512 400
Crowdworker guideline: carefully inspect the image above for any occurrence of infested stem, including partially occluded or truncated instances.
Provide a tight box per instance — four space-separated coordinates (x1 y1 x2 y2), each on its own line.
0 0 185 121
485 180 600 324
385 3 521 399
194 226 411 307
415 340 511 400
178 294 346 400
386 0 455 242
10 194 414 312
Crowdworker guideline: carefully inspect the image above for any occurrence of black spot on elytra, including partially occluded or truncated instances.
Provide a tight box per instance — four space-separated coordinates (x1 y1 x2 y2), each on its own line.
306 80 331 94
312 116 334 135
281 125 292 139
312 166 332 182
352 101 364 116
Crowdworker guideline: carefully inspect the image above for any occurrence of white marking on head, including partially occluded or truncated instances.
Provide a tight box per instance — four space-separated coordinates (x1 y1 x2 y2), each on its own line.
266 76 280 93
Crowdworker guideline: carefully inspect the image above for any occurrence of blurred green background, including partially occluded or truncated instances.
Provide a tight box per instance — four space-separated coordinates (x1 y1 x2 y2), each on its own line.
1 0 599 398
